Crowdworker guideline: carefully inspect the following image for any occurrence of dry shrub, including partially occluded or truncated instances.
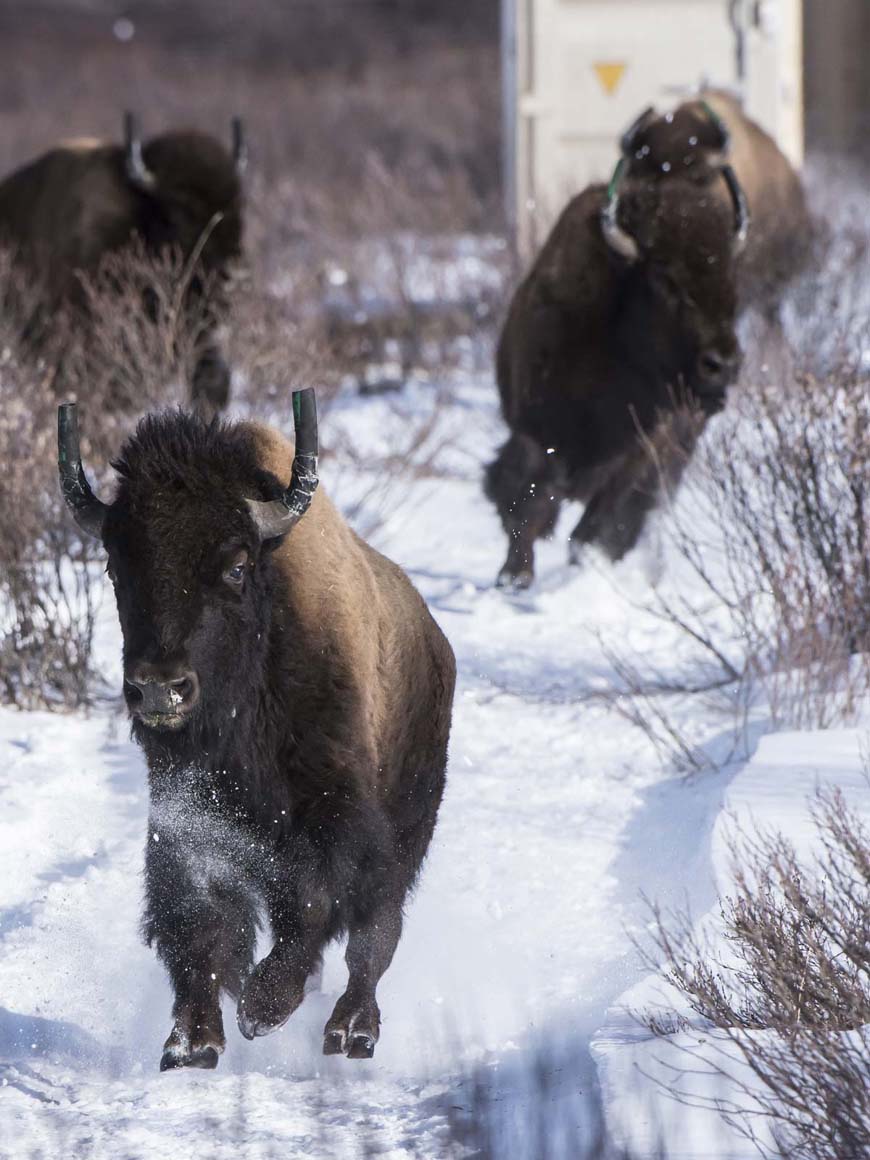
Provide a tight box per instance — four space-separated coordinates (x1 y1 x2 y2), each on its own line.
245 155 509 399
599 335 870 771
71 241 220 413
642 786 870 1159
0 238 223 709
0 259 101 708
680 355 870 728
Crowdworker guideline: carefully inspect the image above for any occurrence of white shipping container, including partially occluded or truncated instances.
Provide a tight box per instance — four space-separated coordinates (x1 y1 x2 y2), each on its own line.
502 0 803 255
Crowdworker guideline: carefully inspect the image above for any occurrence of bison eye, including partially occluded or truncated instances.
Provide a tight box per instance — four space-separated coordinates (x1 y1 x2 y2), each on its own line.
223 551 249 590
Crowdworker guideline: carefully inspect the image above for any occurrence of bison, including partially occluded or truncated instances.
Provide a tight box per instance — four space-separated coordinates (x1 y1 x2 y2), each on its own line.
486 94 808 587
1 113 245 414
58 389 456 1070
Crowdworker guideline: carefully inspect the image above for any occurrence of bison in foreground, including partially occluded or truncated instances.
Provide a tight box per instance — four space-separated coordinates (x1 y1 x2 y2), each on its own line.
1 114 245 414
487 95 807 587
58 390 455 1069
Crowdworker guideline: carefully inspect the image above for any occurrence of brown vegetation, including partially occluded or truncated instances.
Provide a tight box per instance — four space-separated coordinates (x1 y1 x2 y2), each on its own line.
642 787 870 1159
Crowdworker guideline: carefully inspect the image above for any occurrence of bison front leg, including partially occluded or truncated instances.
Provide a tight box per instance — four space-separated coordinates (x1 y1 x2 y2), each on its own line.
237 887 334 1040
323 896 403 1059
144 824 257 1072
569 410 705 563
190 342 231 417
484 433 562 588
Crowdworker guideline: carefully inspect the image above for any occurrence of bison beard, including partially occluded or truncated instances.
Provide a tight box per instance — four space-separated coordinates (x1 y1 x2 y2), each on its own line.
58 395 456 1071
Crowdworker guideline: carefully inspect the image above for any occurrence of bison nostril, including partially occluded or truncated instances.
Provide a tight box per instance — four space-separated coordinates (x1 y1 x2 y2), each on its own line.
124 680 144 705
168 672 200 708
168 677 192 704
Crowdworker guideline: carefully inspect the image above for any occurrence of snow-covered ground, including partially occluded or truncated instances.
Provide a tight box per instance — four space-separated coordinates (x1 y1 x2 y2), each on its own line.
596 728 870 1158
1 375 867 1158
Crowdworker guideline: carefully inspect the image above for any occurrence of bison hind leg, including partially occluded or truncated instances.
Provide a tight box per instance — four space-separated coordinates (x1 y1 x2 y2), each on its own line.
322 896 403 1061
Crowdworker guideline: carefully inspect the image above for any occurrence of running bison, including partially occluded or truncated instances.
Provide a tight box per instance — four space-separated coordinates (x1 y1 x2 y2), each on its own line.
58 390 455 1070
487 94 808 587
1 113 245 413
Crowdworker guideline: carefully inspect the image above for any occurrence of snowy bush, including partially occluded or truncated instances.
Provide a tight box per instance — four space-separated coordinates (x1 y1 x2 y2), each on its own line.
0 320 100 708
603 338 870 767
643 786 870 1158
682 354 870 727
0 245 208 709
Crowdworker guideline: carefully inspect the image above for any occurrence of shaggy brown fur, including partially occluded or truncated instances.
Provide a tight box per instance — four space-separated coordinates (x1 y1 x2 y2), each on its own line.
488 176 739 585
625 91 811 312
90 413 455 1070
486 94 808 586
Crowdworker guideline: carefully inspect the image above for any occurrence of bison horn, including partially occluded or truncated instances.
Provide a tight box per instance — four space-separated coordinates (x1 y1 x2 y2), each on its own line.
600 159 639 263
231 117 248 177
245 388 319 541
123 111 156 191
57 404 108 539
722 164 750 255
698 101 750 251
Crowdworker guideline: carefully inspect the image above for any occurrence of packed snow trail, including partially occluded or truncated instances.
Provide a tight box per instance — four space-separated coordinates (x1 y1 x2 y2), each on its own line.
0 381 793 1158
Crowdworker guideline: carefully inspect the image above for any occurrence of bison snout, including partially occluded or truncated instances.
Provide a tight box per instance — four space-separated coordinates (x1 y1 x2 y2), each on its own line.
124 662 200 724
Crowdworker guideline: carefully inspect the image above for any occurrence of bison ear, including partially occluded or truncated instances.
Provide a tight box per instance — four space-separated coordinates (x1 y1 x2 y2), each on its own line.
123 111 156 192
245 388 319 542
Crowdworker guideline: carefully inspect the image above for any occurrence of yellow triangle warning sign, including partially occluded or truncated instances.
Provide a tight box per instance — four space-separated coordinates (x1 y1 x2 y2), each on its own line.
594 61 627 96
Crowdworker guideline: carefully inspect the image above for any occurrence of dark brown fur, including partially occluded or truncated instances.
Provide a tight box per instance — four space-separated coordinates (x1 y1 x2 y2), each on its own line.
0 130 243 412
625 92 811 313
98 413 455 1069
487 95 808 585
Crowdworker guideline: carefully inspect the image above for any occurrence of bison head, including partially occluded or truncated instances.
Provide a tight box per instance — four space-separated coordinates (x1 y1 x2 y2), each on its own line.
123 113 245 272
617 100 736 183
58 392 317 753
601 152 745 412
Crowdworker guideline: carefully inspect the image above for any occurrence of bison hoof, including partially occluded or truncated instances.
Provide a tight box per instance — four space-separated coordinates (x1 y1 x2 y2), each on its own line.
237 1005 291 1041
322 1029 346 1055
347 1033 376 1059
322 1028 377 1059
159 1044 221 1072
495 565 534 590
237 952 305 1040
323 995 380 1060
159 1021 223 1072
